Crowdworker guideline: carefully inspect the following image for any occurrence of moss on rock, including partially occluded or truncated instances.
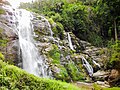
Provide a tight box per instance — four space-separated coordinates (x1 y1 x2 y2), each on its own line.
0 8 5 14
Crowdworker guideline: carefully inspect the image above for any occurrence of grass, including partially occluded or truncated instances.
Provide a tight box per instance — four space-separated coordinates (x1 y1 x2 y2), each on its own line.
93 84 120 90
103 87 120 90
0 60 80 90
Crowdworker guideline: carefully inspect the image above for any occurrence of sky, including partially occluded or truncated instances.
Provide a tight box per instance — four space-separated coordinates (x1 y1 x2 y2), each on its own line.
7 0 34 8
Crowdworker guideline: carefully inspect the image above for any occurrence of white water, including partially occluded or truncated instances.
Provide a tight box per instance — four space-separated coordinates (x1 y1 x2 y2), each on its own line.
93 60 101 68
16 9 51 77
67 32 74 50
81 56 93 77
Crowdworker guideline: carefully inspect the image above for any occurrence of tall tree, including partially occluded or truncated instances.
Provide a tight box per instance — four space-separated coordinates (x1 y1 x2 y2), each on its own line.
103 0 120 41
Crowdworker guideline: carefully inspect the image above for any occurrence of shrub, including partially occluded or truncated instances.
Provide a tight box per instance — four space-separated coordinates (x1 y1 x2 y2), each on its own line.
51 13 62 22
88 32 103 47
65 62 82 81
110 41 120 69
48 44 60 64
54 65 70 81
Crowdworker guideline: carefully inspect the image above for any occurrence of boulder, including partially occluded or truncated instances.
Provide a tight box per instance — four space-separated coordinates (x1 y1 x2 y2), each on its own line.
93 70 110 81
108 69 120 87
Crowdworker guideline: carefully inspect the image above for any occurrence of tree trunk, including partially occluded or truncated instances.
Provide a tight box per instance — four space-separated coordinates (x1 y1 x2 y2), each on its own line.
114 19 117 41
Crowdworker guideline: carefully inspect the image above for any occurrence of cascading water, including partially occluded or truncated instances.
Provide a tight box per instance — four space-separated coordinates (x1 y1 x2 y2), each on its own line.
81 56 93 77
67 32 74 50
93 60 101 68
16 9 51 78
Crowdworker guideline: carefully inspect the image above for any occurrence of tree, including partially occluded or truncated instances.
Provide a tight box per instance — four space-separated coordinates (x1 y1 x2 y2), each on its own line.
103 0 120 41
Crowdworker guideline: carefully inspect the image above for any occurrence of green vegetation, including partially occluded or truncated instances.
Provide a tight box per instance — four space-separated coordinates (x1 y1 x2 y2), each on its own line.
93 84 120 90
103 87 120 90
0 39 8 47
109 40 120 69
54 65 70 81
0 28 8 47
0 58 80 90
65 62 84 81
48 44 60 64
0 52 4 60
0 8 5 14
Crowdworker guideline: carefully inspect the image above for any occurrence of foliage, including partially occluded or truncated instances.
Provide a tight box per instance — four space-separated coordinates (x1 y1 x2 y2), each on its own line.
0 8 5 14
88 32 103 47
0 28 8 48
93 83 102 90
0 52 4 60
65 62 82 81
109 40 120 69
0 39 8 47
54 65 70 81
48 44 60 64
48 17 64 39
48 18 55 25
62 3 89 32
0 60 80 90
51 13 63 22
52 22 64 38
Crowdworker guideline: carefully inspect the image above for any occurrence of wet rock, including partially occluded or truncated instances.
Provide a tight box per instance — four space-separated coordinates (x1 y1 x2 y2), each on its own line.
33 14 53 36
75 82 93 89
6 40 21 65
51 66 60 74
0 4 19 66
95 81 110 88
0 22 17 38
93 70 110 81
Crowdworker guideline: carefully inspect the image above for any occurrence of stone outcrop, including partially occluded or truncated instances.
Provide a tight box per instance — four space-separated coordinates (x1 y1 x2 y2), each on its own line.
108 69 120 87
0 4 20 65
93 70 110 81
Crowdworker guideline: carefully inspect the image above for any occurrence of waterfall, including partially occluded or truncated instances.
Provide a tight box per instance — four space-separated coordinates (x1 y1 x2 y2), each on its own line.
67 32 74 50
16 9 51 78
93 60 101 68
81 56 93 77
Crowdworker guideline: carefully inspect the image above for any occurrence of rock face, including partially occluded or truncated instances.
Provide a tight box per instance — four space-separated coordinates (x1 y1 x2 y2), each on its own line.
0 4 21 66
